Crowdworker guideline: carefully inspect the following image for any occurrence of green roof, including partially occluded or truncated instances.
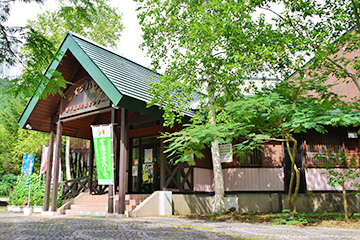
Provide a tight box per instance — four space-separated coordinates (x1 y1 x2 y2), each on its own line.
19 31 199 129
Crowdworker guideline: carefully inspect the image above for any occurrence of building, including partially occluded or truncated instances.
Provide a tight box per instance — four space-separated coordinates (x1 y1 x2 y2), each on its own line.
18 31 360 216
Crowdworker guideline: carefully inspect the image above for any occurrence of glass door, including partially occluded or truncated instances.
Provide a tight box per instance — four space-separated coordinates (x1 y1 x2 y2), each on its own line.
129 136 160 193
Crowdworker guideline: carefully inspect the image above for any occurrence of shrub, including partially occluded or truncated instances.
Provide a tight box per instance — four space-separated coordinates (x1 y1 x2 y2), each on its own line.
8 174 62 207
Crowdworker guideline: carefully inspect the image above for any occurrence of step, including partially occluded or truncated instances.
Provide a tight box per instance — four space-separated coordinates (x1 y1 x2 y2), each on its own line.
64 194 151 216
70 205 107 211
65 209 107 216
75 200 109 206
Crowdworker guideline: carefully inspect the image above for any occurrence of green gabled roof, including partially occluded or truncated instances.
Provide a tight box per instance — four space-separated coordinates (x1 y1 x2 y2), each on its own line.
19 31 199 129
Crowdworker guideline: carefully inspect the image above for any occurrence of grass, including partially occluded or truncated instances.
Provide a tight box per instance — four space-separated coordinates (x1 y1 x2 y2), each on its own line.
180 212 360 228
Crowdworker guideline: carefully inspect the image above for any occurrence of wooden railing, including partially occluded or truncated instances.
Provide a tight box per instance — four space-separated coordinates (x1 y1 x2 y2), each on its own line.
62 176 109 200
165 162 193 192
62 176 89 200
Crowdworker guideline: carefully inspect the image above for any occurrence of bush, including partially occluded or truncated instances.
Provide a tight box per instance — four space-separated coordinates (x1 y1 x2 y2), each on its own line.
8 174 62 207
0 173 17 196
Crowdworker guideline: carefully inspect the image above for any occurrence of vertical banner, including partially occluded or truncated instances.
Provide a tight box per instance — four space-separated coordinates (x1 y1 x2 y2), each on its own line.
40 145 48 175
22 154 35 177
91 125 114 185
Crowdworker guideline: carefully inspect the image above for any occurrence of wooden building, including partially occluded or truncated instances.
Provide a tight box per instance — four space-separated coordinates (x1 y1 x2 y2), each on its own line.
18 31 360 215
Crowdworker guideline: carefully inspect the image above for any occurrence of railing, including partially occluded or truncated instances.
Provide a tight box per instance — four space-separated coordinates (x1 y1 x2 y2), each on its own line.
62 176 89 200
62 176 110 200
165 162 193 192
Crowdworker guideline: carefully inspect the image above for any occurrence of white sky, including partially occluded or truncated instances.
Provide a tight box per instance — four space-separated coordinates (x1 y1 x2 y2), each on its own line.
5 0 152 75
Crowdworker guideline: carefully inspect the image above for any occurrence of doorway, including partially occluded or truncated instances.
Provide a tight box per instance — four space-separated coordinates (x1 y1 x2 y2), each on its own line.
129 136 160 193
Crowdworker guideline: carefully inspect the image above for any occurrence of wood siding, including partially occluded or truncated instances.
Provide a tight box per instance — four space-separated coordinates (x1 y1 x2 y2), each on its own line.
306 168 360 191
193 167 285 192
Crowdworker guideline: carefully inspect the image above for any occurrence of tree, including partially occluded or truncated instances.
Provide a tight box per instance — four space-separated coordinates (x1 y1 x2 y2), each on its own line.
1 0 123 98
163 77 360 213
136 0 298 213
221 78 360 212
0 0 124 174
256 0 360 95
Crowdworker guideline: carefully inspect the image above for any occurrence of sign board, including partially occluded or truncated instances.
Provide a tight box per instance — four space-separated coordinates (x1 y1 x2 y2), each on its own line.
219 143 233 163
91 125 114 185
60 77 110 118
132 166 138 177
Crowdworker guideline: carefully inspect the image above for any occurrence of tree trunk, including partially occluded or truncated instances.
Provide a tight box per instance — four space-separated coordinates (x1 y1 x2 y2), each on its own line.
341 182 349 221
293 163 301 212
286 136 299 212
209 85 226 213
286 140 295 212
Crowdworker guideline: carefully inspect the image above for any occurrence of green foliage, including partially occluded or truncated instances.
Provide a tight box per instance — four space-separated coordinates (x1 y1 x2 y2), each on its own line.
258 0 360 93
271 210 310 226
0 94 48 175
8 174 62 207
0 173 17 196
136 0 298 126
1 0 123 98
9 174 44 206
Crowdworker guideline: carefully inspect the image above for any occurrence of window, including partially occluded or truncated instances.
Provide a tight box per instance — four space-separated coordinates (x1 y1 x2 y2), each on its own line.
305 129 342 165
237 148 261 166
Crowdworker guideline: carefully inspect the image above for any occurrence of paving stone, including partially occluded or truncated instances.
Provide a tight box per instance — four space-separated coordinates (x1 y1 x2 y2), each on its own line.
0 212 360 239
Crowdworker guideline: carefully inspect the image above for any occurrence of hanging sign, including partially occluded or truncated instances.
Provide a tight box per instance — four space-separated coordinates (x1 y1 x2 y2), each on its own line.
40 145 48 175
91 125 114 185
22 154 35 176
60 77 110 118
219 143 233 163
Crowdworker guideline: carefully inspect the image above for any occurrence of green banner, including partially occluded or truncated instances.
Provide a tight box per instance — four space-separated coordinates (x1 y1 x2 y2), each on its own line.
91 125 113 185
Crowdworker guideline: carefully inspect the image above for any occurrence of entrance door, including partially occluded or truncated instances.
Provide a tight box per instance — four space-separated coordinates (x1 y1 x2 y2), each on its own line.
129 136 160 193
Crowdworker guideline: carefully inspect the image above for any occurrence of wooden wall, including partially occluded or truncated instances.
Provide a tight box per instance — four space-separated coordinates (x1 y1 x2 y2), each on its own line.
193 168 285 192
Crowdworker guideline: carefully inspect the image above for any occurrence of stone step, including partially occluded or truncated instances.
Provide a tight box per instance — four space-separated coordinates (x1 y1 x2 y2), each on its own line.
65 209 107 216
74 200 108 206
64 194 151 216
70 205 108 211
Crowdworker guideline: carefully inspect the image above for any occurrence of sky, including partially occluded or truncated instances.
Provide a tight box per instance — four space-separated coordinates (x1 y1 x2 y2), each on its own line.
4 0 151 75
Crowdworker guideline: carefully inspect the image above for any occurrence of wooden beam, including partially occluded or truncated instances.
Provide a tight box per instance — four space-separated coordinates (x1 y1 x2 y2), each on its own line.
51 120 63 212
89 137 94 195
61 107 112 123
43 114 57 212
126 114 158 126
107 108 117 214
160 120 166 191
118 108 127 214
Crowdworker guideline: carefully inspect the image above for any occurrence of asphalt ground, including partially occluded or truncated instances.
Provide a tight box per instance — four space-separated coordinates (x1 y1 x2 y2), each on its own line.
0 211 360 240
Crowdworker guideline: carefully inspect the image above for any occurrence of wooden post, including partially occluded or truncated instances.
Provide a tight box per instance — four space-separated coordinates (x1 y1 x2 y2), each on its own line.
160 121 166 190
118 108 127 214
89 138 94 195
51 121 63 212
43 118 56 212
107 108 117 214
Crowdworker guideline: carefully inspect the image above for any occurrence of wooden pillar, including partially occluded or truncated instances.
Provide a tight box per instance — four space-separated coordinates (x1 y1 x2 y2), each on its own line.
51 121 63 212
107 108 117 214
89 137 94 195
118 108 127 214
160 121 166 191
43 118 56 212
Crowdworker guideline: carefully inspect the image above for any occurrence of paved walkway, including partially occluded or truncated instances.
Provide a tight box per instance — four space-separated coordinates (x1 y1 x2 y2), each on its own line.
0 212 360 239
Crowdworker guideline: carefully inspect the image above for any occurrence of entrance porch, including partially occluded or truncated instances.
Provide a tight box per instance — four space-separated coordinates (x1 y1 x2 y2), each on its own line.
18 31 197 216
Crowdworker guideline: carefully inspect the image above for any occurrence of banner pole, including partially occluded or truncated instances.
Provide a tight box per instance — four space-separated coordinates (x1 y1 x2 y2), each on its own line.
27 182 31 208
